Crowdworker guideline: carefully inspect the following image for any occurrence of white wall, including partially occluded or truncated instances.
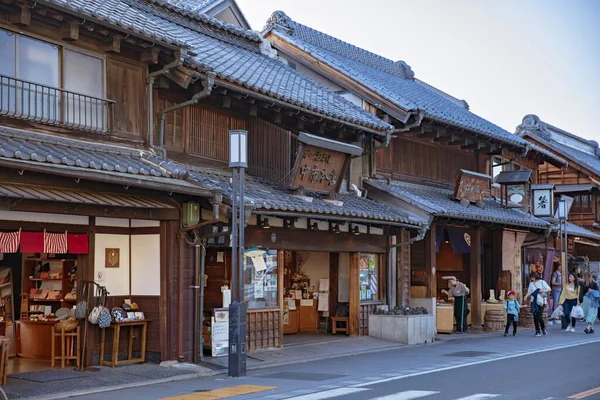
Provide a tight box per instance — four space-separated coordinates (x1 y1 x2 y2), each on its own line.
94 234 130 296
131 234 160 296
301 252 330 288
0 211 88 225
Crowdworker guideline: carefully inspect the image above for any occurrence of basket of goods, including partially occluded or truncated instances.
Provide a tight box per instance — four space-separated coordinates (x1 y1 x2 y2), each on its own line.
54 317 79 333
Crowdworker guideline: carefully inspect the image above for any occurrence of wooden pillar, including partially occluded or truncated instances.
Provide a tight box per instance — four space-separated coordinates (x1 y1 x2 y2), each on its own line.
397 230 411 307
277 250 285 347
329 253 339 315
470 228 483 328
349 252 360 337
388 235 397 310
425 224 437 299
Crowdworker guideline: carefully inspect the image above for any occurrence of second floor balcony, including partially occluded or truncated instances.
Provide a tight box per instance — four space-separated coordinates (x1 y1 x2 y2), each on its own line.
0 74 114 134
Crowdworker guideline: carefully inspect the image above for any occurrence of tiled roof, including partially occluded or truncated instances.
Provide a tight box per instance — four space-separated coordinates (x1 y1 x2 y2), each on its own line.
539 137 600 177
0 126 191 181
43 0 390 132
187 167 424 227
266 11 528 148
366 179 550 229
565 222 600 241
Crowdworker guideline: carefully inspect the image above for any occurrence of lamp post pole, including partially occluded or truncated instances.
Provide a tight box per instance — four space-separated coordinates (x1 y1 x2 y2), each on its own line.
228 130 248 378
559 199 568 292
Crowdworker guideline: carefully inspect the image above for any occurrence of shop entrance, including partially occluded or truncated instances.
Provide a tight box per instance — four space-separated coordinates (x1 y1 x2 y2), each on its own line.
0 249 81 374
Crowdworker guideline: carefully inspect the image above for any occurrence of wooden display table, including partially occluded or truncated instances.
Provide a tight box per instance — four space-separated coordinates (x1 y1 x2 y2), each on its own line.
436 303 473 333
16 320 58 359
100 320 148 368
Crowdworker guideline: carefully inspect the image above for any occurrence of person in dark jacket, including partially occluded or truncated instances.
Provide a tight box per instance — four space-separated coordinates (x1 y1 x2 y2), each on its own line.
524 272 550 337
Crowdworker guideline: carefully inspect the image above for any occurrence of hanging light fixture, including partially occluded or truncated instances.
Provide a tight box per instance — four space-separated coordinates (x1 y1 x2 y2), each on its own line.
309 222 318 231
258 216 271 229
352 226 360 236
334 223 341 234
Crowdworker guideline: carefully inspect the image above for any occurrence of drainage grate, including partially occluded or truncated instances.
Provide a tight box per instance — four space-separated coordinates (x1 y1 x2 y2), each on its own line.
261 372 347 381
444 351 495 357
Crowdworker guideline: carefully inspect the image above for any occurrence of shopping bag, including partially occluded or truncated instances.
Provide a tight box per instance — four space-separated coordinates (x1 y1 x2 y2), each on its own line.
570 305 584 320
550 306 563 320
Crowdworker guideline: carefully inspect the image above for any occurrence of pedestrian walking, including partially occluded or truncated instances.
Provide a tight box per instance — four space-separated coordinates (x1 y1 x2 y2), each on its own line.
442 277 470 334
504 290 520 337
524 272 550 337
551 264 562 313
559 273 580 332
579 272 599 334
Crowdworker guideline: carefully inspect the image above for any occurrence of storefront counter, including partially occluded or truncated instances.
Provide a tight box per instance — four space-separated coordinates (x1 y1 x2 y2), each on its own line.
436 303 472 333
16 320 58 359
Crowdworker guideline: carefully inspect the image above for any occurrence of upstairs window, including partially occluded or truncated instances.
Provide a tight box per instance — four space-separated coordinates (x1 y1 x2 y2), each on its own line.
0 28 107 132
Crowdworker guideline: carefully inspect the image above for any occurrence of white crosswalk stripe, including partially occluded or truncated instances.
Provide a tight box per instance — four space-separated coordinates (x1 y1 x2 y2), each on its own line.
369 391 440 399
283 387 369 399
454 395 501 400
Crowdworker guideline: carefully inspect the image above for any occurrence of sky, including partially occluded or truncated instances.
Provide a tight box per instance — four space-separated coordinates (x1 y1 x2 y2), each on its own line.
237 0 600 141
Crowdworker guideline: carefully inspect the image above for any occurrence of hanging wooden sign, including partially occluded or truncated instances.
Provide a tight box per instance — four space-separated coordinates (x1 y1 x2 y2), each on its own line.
289 133 362 194
453 169 492 204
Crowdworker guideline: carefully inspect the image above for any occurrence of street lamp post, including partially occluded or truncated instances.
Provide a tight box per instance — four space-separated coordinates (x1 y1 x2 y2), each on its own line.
228 129 247 377
558 199 568 292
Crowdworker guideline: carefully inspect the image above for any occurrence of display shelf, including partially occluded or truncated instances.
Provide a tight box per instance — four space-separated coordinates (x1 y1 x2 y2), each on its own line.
29 278 63 282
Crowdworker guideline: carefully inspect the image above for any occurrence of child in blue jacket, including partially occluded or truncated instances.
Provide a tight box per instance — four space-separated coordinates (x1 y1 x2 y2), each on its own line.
504 290 521 337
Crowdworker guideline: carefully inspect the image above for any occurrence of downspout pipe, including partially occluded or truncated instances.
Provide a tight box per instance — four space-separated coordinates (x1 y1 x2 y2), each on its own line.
388 216 433 249
146 49 186 147
158 71 216 148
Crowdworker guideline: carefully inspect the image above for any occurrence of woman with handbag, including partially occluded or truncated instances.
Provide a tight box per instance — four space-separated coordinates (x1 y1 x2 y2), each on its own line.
579 272 599 334
559 273 580 332
524 272 550 337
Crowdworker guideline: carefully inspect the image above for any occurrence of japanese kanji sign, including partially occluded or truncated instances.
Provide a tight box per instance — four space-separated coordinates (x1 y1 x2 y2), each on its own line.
290 144 348 193
453 170 491 203
531 186 554 217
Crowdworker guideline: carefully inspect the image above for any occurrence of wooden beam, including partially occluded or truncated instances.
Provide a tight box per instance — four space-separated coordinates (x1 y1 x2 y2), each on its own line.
59 21 79 41
83 22 95 31
140 47 160 64
103 36 121 53
329 253 339 315
249 104 258 117
9 5 30 26
349 252 360 337
274 112 282 124
470 227 483 328
277 250 285 347
424 224 437 298
461 140 486 151
297 119 304 130
166 68 193 89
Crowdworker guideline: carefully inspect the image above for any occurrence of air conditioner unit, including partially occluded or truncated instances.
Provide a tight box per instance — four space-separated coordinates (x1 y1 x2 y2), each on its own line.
182 202 200 227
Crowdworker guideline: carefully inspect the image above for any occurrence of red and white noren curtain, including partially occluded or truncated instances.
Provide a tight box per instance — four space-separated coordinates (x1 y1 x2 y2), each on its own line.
0 228 21 253
44 230 68 254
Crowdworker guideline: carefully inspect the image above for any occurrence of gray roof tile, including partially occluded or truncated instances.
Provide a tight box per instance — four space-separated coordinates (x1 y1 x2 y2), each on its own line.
187 167 423 227
266 11 529 148
43 0 390 132
0 126 189 180
564 222 600 241
366 179 550 229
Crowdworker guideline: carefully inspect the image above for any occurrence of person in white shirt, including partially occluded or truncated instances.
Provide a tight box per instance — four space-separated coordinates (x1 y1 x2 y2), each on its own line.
524 272 551 337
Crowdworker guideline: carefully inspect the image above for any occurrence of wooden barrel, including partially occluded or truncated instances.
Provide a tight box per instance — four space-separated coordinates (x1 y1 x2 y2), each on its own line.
483 310 505 332
518 306 549 328
518 306 534 328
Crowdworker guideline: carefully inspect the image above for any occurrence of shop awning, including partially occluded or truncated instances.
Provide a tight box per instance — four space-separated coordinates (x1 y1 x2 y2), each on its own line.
0 183 175 209
564 221 600 241
365 179 550 230
554 184 597 194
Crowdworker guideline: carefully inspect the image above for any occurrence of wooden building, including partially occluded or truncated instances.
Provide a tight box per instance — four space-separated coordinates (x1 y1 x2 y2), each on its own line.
0 0 440 368
263 11 568 328
516 114 600 260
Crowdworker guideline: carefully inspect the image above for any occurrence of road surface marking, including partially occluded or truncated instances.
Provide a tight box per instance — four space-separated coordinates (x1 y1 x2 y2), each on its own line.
370 390 439 399
283 387 369 399
159 385 276 399
351 337 600 388
568 386 600 399
454 395 501 400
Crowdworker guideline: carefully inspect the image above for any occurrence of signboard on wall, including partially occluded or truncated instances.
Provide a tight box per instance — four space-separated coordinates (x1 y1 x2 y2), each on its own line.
531 184 554 217
290 132 362 194
453 170 492 203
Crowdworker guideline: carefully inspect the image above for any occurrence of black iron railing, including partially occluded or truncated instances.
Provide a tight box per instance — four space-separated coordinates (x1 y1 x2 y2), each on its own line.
0 74 114 133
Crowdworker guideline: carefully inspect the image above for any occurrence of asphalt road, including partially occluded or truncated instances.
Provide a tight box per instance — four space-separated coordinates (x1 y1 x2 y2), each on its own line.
74 327 600 400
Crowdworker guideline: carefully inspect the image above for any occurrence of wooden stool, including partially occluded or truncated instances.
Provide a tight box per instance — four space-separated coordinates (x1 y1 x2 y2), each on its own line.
51 326 80 369
331 317 349 335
